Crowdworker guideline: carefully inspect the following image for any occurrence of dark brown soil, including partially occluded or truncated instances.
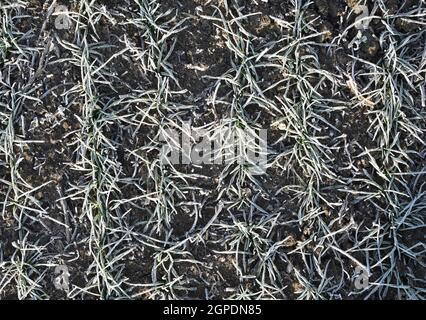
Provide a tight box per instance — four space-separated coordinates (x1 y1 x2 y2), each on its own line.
1 0 425 300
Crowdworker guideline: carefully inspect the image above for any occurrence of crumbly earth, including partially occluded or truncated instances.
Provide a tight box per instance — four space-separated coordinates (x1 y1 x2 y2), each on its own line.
0 0 425 300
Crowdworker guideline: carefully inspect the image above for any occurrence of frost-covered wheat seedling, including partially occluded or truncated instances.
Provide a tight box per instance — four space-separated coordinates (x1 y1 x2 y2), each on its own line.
0 0 425 300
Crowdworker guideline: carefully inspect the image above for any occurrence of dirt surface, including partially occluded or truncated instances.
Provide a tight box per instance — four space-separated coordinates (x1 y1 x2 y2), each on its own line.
0 0 425 300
